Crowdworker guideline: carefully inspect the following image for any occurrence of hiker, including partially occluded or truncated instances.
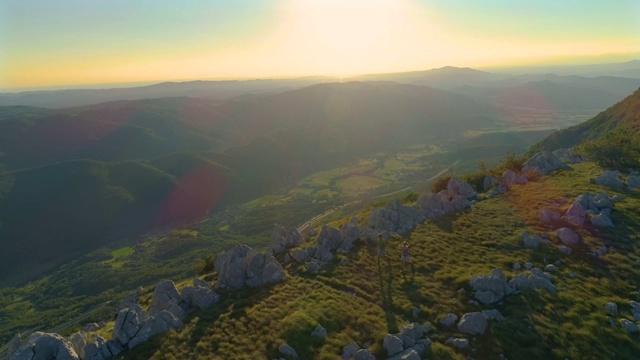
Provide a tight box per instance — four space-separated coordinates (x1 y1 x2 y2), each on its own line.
400 241 410 263
377 234 388 258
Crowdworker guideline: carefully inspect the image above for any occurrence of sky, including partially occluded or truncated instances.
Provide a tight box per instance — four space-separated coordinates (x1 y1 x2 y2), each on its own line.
1 0 639 90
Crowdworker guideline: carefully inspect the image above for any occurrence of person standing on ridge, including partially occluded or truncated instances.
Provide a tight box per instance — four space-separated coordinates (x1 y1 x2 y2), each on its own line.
377 233 388 259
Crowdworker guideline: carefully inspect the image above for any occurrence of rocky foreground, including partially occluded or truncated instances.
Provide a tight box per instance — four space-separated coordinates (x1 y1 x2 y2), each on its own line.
6 149 640 359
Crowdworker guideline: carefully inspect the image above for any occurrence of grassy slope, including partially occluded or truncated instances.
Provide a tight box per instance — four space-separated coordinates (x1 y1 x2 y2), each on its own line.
119 161 640 360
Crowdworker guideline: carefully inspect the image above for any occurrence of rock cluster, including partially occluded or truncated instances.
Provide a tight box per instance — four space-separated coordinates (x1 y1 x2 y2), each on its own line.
595 171 624 189
509 268 557 293
552 148 583 164
469 269 515 305
501 170 528 188
215 245 285 289
522 150 566 176
522 231 551 249
383 323 432 360
270 224 304 255
565 192 618 228
10 332 80 360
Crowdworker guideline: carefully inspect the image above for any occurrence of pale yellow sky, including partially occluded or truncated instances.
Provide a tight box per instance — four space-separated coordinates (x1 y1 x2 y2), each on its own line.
1 0 639 90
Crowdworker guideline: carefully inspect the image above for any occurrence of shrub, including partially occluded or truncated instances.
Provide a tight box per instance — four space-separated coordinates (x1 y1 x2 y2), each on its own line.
403 192 419 203
199 254 215 275
578 130 640 170
431 175 451 193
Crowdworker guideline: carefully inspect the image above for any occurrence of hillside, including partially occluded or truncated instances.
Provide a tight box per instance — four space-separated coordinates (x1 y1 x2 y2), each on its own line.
5 154 639 360
531 87 640 152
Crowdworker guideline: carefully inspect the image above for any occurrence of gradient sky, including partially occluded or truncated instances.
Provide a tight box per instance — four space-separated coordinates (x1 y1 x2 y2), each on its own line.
1 0 639 90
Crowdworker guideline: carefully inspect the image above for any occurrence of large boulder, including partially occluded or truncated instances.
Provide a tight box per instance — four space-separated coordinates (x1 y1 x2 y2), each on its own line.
555 228 581 247
469 269 515 305
383 334 404 357
591 214 614 228
522 151 566 175
447 178 476 199
128 310 182 349
338 220 361 254
261 257 286 286
7 334 22 360
83 335 123 360
291 247 311 264
501 170 528 188
368 199 419 235
115 286 144 316
314 225 344 263
181 278 220 310
537 209 561 224
510 269 557 293
553 148 582 164
215 244 255 289
149 280 188 319
595 171 624 188
565 201 586 227
483 176 498 192
10 332 79 360
522 232 550 249
112 304 148 346
68 332 86 359
270 224 304 255
439 313 458 327
457 312 488 336
278 344 298 359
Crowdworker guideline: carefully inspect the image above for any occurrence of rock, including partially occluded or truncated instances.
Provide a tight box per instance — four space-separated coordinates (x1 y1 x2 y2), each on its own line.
341 342 361 360
279 344 298 359
383 334 404 356
528 271 557 293
522 232 550 248
483 176 498 192
261 258 286 286
128 310 182 349
416 192 455 219
620 319 638 333
311 325 327 338
149 280 187 319
501 170 528 188
7 334 22 360
555 228 581 247
353 349 375 360
10 332 79 360
400 323 431 341
447 177 476 199
387 348 420 360
595 171 624 188
608 316 617 327
594 246 608 257
524 262 533 270
628 175 640 190
412 306 420 319
469 269 514 305
112 304 147 346
565 202 586 227
368 199 419 235
553 148 582 164
604 302 619 316
457 312 488 335
291 248 311 263
488 185 508 198
181 278 220 310
558 245 572 256
544 264 558 272
271 225 304 255
115 287 143 316
522 151 565 175
569 273 577 279
594 193 614 209
482 309 505 321
83 335 122 360
338 222 361 254
591 214 614 228
314 225 344 262
513 263 521 271
446 337 469 350
215 244 255 289
630 301 640 321
538 209 561 224
68 332 86 359
306 260 321 273
439 313 458 327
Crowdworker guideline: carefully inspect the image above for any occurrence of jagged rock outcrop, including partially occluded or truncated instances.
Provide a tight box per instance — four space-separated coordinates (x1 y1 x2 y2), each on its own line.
417 191 470 219
469 269 515 305
115 286 144 315
270 224 304 255
10 332 79 360
7 334 22 360
565 201 586 226
215 245 285 289
149 280 188 319
555 228 581 247
522 151 566 175
128 310 182 349
338 218 361 254
552 148 582 164
501 170 528 188
68 332 86 359
341 342 361 360
181 278 220 311
384 323 431 360
628 175 640 190
595 171 624 188
483 176 498 192
522 232 551 249
439 313 458 327
591 214 614 227
83 335 123 360
447 177 477 199
353 349 375 360
368 199 419 235
314 225 345 263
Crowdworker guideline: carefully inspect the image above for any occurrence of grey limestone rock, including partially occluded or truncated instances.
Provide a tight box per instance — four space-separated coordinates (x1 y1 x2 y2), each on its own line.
181 278 219 311
457 312 488 335
383 334 404 356
595 171 624 188
314 225 344 262
558 245 572 256
604 302 619 316
628 175 640 190
469 269 514 305
447 177 476 199
553 148 582 164
7 334 22 360
591 214 614 228
279 344 298 359
522 231 551 249
10 332 79 360
353 349 375 360
128 310 182 349
341 342 361 360
215 244 254 289
439 313 458 327
483 176 498 192
555 228 581 247
446 337 469 350
482 309 505 321
112 304 147 346
368 199 419 235
538 209 561 224
630 301 640 321
501 169 528 188
311 325 327 338
150 280 187 319
522 151 566 175
620 319 638 333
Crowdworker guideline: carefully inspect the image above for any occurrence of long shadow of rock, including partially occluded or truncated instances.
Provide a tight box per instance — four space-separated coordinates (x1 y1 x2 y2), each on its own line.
377 257 398 333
